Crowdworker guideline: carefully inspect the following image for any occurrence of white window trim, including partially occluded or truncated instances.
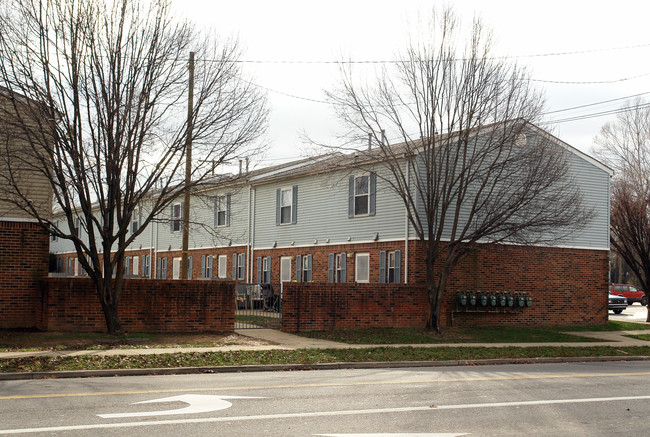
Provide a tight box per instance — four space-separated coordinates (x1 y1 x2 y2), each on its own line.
279 186 293 225
237 253 245 280
355 253 370 283
335 253 343 283
354 173 370 217
216 196 227 227
172 203 182 232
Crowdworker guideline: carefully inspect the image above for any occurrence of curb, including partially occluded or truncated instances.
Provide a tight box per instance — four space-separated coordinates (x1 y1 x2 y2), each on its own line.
2 355 650 381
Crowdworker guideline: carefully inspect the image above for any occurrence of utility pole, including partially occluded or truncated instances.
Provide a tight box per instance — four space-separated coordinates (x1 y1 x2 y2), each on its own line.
181 51 194 280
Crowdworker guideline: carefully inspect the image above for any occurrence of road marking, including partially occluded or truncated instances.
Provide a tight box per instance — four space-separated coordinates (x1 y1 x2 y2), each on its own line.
315 434 468 436
97 394 262 419
2 371 650 401
1 394 650 434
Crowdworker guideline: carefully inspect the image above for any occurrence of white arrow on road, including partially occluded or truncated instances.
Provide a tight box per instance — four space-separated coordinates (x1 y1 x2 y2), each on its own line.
98 394 263 419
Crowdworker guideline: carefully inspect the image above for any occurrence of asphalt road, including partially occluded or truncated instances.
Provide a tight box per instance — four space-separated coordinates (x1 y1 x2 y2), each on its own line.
1 361 650 436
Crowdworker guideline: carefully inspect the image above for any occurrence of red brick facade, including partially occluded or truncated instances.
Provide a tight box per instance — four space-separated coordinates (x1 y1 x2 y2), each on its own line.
0 221 49 329
279 242 609 331
48 240 608 332
42 277 235 332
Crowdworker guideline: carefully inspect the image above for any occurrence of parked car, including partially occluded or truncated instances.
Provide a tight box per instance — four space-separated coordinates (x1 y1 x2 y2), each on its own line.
608 292 628 314
610 283 647 306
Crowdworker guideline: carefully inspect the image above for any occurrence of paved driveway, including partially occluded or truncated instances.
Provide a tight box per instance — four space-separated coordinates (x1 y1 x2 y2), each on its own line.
610 302 648 323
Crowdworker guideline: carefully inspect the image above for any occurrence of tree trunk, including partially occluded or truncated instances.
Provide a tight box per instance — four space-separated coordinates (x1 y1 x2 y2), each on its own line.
101 301 123 334
97 274 124 334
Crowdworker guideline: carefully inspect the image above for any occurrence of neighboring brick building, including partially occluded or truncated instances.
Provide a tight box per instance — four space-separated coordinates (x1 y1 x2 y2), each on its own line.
0 89 52 329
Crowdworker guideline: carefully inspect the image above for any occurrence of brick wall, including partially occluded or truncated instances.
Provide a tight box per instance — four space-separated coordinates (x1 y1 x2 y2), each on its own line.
281 243 609 331
0 221 49 329
282 282 429 332
42 277 235 332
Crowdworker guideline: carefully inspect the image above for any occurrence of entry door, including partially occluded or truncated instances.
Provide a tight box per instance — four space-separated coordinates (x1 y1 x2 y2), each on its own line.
280 257 291 295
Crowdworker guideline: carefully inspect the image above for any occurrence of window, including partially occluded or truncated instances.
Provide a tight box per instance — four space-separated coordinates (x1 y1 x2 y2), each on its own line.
143 254 151 278
202 255 213 278
132 256 139 276
170 203 183 232
51 220 58 242
257 256 271 284
348 173 376 217
328 252 347 283
131 206 141 234
355 253 370 283
67 258 73 275
237 253 246 280
187 256 193 279
354 175 369 215
157 257 167 279
218 254 228 279
380 250 401 284
214 195 230 227
387 252 396 283
297 254 312 282
124 256 131 276
276 186 298 225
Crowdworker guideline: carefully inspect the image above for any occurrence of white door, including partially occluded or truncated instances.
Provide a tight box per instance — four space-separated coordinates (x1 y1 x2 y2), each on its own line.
280 257 291 295
172 257 181 280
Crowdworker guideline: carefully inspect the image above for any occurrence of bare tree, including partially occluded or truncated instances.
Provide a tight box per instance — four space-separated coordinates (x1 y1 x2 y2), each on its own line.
594 99 650 320
327 8 591 332
0 0 267 333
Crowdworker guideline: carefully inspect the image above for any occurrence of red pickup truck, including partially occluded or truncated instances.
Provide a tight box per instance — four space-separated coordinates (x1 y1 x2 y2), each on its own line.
610 284 647 306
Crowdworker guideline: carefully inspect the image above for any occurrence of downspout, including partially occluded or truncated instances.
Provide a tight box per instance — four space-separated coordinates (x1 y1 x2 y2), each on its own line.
404 158 410 284
249 186 256 283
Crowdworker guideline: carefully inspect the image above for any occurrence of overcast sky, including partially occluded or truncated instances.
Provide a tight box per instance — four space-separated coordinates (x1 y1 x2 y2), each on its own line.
173 0 650 166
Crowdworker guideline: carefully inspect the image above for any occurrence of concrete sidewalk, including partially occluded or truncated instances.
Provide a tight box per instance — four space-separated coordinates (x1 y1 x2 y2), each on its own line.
1 328 650 361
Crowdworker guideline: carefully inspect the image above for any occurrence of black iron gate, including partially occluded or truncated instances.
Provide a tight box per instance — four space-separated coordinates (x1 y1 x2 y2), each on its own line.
235 283 281 329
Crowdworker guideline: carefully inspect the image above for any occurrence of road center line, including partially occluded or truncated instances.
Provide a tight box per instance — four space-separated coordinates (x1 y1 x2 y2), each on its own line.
2 394 650 434
2 371 650 400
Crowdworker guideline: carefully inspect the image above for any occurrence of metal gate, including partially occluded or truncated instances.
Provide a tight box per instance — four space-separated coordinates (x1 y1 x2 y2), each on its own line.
235 283 281 329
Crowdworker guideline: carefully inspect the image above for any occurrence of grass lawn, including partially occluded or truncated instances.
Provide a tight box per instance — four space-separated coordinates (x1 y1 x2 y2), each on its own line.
3 346 650 374
297 321 650 344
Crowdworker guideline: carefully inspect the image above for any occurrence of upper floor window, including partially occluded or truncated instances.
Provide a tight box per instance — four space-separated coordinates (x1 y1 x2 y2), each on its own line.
214 194 230 227
131 206 141 234
51 220 59 241
170 203 183 232
348 173 376 217
276 186 298 225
